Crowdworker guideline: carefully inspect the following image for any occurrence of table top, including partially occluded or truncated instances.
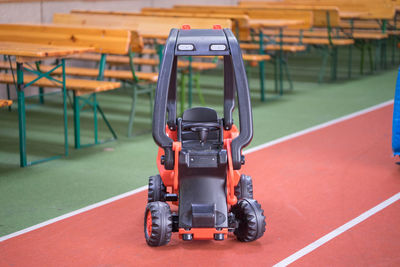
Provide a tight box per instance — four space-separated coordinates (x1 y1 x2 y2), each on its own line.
248 19 305 29
339 11 370 19
0 42 95 62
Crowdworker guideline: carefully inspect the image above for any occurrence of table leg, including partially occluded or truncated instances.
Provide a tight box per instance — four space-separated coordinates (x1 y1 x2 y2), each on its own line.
258 30 265 102
61 59 68 156
279 28 283 94
73 91 81 149
16 62 27 167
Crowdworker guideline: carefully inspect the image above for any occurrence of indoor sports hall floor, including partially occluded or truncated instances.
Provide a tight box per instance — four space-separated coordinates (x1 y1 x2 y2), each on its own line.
0 48 399 266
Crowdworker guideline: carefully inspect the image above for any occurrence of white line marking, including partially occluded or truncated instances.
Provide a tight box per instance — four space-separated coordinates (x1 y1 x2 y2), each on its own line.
245 99 394 154
274 192 400 267
0 99 394 243
0 186 148 242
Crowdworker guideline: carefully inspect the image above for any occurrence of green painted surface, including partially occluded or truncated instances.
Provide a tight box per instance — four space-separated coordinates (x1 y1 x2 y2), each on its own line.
0 49 397 236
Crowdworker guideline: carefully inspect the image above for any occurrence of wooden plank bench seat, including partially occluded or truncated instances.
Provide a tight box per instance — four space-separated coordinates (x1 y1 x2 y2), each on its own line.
0 99 12 107
240 43 307 52
0 61 158 83
0 73 121 96
67 53 218 71
68 52 268 68
254 35 354 45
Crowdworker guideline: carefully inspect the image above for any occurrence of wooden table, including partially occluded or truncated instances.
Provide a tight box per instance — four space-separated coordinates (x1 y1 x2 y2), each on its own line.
0 42 94 167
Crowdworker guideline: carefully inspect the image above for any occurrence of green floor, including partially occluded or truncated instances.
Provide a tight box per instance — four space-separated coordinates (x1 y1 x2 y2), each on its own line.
0 48 397 236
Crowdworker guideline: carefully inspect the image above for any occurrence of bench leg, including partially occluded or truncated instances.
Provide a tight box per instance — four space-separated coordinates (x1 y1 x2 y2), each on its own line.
258 60 265 102
97 104 117 141
258 30 265 102
73 92 81 149
348 45 353 79
318 46 329 83
382 38 387 69
368 43 374 73
360 42 365 75
128 86 137 137
274 57 278 91
180 71 186 115
391 36 396 65
149 88 154 121
16 62 27 167
38 87 44 104
61 58 68 157
330 46 338 81
92 93 99 144
282 57 293 92
194 72 205 106
6 83 11 112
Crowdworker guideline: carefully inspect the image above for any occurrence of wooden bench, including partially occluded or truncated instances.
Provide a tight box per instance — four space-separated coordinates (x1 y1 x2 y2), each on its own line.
53 12 233 109
53 12 232 39
73 9 251 42
0 61 158 83
0 23 135 147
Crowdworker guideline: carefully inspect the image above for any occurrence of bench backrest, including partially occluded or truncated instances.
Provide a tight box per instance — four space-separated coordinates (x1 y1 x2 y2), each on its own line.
54 12 232 40
278 0 396 20
238 2 340 27
173 5 313 30
0 23 132 55
134 8 251 40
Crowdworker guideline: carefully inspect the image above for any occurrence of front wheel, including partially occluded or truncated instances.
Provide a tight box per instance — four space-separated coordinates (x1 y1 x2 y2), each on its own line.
231 198 266 242
147 175 166 202
234 174 253 199
144 201 172 246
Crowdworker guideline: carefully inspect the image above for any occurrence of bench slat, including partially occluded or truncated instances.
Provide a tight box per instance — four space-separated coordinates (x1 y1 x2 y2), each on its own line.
0 73 121 96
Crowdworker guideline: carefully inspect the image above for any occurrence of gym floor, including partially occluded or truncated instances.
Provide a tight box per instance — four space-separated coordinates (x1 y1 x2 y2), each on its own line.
0 48 399 266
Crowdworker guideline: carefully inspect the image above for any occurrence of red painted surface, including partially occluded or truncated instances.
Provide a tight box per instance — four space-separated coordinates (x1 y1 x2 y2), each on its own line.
1 105 399 267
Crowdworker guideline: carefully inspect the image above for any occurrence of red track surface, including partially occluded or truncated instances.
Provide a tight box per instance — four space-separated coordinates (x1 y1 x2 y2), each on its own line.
1 105 399 266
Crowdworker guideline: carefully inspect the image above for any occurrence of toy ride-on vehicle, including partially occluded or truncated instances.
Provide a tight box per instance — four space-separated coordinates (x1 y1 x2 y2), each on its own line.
144 26 266 246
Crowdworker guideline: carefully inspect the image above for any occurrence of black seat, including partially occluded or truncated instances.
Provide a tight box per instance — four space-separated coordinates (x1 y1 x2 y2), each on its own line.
181 107 221 147
182 107 218 122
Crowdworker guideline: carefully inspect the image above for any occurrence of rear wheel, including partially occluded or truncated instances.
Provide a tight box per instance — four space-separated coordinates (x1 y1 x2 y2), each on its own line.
231 198 266 242
234 174 253 199
144 201 172 247
148 175 166 202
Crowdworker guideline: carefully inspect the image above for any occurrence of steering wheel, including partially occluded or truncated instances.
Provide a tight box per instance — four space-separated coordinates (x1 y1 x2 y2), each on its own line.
181 121 221 132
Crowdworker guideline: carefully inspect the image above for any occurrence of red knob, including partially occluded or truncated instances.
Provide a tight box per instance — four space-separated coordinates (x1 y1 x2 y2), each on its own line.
213 24 222 29
181 24 191 30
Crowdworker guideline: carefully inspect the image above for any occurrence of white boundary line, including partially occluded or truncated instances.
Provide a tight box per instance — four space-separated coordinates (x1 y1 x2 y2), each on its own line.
0 99 394 243
274 192 400 267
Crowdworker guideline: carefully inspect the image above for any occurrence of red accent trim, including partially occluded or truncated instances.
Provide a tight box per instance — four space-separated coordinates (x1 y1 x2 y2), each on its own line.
172 142 182 192
225 139 238 205
179 228 228 240
223 125 241 206
181 24 191 30
213 24 222 30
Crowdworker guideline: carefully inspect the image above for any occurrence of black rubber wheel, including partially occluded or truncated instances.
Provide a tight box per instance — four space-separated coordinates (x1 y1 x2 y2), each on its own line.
144 201 172 247
234 174 253 199
231 198 266 242
148 175 166 203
